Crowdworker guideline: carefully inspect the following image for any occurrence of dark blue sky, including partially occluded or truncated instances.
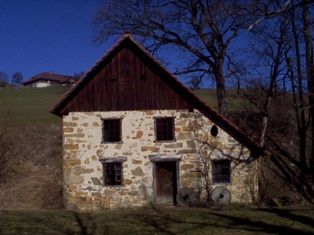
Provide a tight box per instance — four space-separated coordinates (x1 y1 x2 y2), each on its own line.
0 0 251 87
0 0 115 82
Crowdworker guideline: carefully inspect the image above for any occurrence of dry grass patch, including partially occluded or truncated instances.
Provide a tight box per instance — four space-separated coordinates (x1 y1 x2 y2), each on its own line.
0 123 63 210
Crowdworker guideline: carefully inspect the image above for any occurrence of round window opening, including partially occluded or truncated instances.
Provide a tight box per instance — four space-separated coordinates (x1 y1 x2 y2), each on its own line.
210 125 218 137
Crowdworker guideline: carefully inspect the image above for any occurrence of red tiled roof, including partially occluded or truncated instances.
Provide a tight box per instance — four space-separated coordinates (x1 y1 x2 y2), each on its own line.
50 33 269 157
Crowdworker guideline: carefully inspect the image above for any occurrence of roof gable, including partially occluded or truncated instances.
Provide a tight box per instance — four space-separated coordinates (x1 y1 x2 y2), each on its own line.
50 33 267 156
51 36 193 114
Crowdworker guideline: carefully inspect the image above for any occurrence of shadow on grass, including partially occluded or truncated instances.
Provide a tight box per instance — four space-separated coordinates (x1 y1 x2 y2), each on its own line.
2 211 76 234
132 206 180 235
1 206 314 234
126 205 314 235
72 212 90 235
126 205 251 234
210 210 314 235
258 207 314 229
24 211 97 235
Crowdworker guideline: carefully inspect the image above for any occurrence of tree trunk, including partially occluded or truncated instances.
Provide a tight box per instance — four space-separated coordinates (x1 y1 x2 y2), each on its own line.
214 64 228 115
302 0 314 181
260 115 268 147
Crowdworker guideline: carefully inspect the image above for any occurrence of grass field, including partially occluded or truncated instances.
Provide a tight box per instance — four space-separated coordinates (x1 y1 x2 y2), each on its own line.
0 86 246 125
0 205 313 235
0 86 68 124
0 86 217 124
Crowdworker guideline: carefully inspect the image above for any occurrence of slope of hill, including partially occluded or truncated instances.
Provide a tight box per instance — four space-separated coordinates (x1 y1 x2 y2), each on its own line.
0 86 247 125
0 86 69 209
0 86 68 124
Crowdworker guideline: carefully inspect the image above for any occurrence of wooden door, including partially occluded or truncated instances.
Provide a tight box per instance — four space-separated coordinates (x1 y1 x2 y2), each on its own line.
155 161 177 204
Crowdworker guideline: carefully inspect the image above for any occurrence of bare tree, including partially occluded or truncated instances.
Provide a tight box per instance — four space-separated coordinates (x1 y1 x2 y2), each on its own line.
245 13 292 146
93 0 251 115
247 0 314 30
301 0 314 183
191 116 254 203
11 72 23 87
73 71 85 79
0 71 8 88
242 0 314 203
193 120 213 202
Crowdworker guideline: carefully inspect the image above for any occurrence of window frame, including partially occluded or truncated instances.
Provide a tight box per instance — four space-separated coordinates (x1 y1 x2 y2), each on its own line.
102 118 122 143
99 157 127 187
154 117 176 142
212 159 231 184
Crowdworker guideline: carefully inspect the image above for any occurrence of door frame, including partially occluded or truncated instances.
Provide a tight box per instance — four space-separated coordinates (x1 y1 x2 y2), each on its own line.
149 155 181 204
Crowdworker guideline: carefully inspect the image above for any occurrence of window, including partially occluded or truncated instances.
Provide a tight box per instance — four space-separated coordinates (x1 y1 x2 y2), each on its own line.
155 117 175 141
100 157 126 186
212 160 231 184
103 163 122 185
102 119 121 143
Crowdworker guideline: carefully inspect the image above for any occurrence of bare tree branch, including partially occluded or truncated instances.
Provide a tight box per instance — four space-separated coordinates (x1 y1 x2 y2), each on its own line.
92 0 250 114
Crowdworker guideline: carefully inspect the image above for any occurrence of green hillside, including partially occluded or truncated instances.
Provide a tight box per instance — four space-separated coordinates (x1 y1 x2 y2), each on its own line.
193 88 251 111
0 86 247 124
0 86 69 124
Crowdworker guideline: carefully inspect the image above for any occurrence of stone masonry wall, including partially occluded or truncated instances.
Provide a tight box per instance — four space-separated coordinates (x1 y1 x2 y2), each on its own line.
62 109 258 210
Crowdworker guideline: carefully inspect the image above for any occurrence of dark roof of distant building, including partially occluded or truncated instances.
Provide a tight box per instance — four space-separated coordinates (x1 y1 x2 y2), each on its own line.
23 72 75 86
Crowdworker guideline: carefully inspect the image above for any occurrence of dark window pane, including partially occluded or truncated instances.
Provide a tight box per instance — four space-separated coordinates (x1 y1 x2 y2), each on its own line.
103 119 121 142
212 160 230 183
155 117 174 141
104 163 122 185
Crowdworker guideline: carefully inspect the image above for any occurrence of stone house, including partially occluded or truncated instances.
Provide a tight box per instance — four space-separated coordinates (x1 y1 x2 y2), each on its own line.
50 33 266 211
